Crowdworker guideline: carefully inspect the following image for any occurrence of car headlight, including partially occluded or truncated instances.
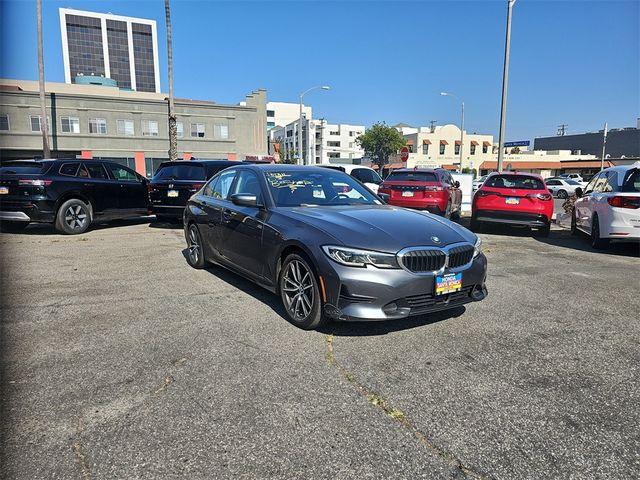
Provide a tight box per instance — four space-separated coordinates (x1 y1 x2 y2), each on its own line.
322 245 399 269
473 236 482 258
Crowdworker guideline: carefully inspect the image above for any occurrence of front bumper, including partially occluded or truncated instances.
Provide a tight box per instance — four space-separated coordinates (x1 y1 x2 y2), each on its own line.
320 252 488 322
475 210 550 227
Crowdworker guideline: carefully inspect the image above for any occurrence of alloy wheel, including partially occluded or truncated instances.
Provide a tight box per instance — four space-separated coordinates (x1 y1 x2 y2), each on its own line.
188 225 201 264
281 260 314 321
64 205 87 231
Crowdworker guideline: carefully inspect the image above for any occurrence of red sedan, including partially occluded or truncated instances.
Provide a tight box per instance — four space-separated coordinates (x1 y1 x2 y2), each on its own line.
471 172 554 236
378 168 462 219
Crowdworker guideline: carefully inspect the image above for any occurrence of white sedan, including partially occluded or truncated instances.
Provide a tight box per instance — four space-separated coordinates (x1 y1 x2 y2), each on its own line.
572 163 640 248
545 178 582 198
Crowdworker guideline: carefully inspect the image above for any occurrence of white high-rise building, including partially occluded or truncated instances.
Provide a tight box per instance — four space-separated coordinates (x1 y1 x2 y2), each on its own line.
59 8 160 93
266 101 312 130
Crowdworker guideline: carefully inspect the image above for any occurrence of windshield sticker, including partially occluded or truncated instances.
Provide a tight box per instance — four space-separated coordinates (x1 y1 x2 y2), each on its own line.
266 172 313 191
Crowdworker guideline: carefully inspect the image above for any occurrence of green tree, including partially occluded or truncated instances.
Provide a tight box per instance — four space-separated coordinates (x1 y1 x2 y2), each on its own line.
356 122 406 170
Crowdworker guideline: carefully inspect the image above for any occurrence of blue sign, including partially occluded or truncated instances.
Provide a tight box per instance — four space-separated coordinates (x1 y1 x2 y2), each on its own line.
504 141 530 147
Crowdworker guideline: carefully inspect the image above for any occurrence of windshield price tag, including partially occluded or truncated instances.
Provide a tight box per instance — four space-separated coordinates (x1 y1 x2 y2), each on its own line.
435 273 462 295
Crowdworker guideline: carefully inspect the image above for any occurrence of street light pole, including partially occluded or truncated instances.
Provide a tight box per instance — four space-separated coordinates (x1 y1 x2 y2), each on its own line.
440 92 464 172
497 0 516 173
298 85 330 165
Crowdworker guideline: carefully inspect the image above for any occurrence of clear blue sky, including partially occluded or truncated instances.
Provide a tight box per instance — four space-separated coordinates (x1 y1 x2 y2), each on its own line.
1 0 638 141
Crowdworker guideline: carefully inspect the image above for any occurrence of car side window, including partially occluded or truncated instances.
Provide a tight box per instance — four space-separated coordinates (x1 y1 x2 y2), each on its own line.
85 163 108 179
583 174 599 194
211 169 236 200
232 170 262 203
203 176 217 197
602 172 617 192
59 162 80 176
106 164 139 182
593 173 608 193
77 164 90 178
546 180 560 186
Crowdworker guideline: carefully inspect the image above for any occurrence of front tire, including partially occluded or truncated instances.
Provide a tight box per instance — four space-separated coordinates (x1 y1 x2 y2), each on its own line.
557 189 568 199
55 199 91 235
186 223 206 269
590 215 609 249
279 253 325 330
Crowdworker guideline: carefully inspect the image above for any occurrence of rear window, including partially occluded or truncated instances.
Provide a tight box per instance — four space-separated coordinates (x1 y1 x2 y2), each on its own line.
0 161 50 175
386 171 438 182
622 169 640 193
154 164 206 181
485 175 545 190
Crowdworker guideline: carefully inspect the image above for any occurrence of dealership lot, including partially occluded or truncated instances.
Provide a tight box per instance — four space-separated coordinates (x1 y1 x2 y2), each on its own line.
1 220 638 479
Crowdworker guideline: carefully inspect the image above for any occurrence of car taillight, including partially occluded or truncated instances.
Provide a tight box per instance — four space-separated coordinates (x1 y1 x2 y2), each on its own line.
18 179 52 186
424 186 444 191
476 190 498 197
526 193 552 201
608 196 640 209
148 183 157 193
191 183 204 189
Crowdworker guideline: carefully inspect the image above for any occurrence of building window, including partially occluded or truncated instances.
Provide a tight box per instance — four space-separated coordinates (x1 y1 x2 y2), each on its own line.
266 110 275 117
470 144 476 155
482 144 488 154
214 124 229 140
30 115 42 132
267 121 275 128
407 145 414 153
117 119 135 136
455 144 460 155
60 116 80 133
349 131 355 137
89 118 107 134
349 142 354 148
176 122 184 138
286 129 293 138
328 152 340 158
422 144 429 155
142 120 159 136
328 141 340 147
191 123 205 138
439 143 446 155
329 130 339 135
0 114 9 131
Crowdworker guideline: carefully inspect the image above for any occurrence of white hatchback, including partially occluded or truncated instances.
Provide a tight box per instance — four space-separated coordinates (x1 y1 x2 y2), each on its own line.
572 163 640 248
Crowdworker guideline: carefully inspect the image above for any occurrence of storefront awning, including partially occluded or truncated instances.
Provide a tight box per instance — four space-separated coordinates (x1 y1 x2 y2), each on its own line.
470 140 479 146
483 141 492 147
422 139 431 145
440 140 448 145
455 140 461 145
406 139 414 145
479 161 562 170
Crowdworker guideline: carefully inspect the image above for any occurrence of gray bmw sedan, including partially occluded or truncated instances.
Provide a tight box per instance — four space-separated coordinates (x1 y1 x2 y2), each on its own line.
184 164 487 329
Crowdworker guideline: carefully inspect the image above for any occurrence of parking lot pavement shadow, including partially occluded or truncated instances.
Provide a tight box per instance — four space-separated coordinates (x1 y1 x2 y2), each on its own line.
319 307 466 337
149 218 184 230
534 229 640 258
0 217 152 236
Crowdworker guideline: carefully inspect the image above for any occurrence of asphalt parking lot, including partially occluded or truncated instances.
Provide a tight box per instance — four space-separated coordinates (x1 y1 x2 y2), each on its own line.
1 216 639 479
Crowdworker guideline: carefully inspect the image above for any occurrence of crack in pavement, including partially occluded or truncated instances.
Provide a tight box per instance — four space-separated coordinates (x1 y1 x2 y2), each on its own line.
72 415 92 480
325 334 491 480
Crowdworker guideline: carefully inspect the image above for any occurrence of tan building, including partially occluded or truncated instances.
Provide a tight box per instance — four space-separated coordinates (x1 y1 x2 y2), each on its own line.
479 150 599 178
398 124 494 172
0 79 267 177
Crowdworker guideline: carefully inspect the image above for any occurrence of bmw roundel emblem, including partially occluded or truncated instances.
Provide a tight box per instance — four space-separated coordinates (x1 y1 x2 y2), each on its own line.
431 236 441 244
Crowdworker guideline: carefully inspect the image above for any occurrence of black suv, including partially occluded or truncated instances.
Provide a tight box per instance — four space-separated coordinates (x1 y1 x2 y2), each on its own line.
149 160 238 221
0 159 149 234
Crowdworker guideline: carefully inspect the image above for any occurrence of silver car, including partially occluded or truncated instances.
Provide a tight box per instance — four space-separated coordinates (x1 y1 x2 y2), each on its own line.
545 178 582 198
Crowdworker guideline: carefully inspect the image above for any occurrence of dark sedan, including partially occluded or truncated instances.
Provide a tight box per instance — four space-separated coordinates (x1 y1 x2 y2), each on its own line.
184 165 487 329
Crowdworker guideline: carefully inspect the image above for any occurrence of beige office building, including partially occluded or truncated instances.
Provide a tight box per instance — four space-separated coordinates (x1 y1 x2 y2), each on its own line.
0 79 268 177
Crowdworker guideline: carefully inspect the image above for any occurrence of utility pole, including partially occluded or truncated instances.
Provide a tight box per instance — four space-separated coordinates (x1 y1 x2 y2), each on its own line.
557 124 568 136
36 0 50 158
429 120 437 133
497 0 517 173
601 122 607 171
165 0 178 161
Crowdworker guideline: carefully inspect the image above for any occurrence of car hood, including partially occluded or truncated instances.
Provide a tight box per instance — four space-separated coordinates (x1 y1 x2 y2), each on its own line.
279 204 475 252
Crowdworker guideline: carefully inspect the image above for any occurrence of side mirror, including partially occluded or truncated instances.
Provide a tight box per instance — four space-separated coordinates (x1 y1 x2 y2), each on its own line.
378 192 390 204
454 181 460 188
575 187 583 198
231 193 261 208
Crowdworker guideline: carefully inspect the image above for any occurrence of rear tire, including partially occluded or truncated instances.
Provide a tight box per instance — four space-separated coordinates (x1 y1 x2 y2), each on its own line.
186 223 206 269
590 215 609 249
570 209 579 236
55 199 91 235
279 253 326 330
557 189 568 199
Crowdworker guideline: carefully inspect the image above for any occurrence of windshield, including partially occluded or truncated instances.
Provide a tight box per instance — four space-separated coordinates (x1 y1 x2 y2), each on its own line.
265 170 381 207
485 175 545 190
622 169 640 193
386 171 437 182
0 161 50 175
153 164 206 181
352 168 383 184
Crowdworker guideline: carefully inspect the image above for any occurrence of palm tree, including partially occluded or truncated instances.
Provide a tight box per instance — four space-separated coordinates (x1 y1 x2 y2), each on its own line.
36 0 50 157
165 0 178 161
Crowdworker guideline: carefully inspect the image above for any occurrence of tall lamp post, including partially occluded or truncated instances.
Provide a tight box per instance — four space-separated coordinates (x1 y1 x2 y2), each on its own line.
440 92 464 172
497 0 517 172
299 85 330 165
